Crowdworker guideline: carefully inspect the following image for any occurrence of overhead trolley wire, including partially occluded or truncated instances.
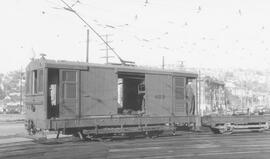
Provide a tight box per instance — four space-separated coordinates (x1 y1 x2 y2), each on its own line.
59 0 134 65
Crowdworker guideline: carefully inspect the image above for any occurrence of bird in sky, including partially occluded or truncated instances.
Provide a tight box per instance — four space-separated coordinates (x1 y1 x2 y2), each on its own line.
197 6 202 13
144 0 149 6
238 9 242 16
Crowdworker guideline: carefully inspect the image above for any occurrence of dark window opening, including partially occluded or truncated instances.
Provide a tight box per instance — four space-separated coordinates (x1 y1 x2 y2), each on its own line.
175 77 185 100
31 69 43 94
62 71 77 99
175 87 185 100
47 69 59 118
25 71 30 94
63 71 76 82
38 70 43 92
32 70 37 94
117 72 145 115
64 83 76 98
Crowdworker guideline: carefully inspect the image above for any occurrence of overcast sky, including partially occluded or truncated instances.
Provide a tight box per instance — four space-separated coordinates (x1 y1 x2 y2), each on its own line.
1 0 270 73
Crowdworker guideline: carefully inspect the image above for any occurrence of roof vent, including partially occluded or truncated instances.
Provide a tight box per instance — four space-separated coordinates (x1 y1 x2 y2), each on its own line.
40 53 46 60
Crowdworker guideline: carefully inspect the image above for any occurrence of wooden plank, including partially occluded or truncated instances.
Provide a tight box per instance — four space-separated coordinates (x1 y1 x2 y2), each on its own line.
45 63 89 70
44 68 48 121
25 94 48 129
145 74 172 116
80 67 117 116
50 116 197 129
76 71 80 118
202 115 270 127
59 70 80 119
82 125 173 135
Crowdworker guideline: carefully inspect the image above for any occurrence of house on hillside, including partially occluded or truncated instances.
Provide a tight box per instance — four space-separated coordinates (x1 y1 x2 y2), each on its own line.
5 101 21 114
200 76 226 115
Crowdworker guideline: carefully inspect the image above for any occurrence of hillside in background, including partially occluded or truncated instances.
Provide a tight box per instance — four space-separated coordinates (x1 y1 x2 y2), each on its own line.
0 70 25 113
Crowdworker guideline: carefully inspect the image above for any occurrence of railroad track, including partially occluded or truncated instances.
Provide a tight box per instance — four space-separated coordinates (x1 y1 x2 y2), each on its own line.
2 132 270 159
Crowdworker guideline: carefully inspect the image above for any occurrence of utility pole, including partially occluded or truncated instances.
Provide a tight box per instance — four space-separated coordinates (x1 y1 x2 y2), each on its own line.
178 60 184 70
86 29 89 63
240 80 243 110
20 67 23 114
100 34 114 64
198 70 201 116
162 56 165 69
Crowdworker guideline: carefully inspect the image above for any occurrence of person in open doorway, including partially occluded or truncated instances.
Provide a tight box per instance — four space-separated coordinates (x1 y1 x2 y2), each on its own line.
186 81 195 115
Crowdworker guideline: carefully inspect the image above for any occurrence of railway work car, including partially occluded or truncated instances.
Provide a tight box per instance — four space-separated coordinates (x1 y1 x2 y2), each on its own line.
24 57 199 138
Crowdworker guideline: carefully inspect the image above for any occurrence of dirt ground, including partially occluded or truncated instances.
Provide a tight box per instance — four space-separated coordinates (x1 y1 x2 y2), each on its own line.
0 114 25 122
0 122 26 137
0 114 26 137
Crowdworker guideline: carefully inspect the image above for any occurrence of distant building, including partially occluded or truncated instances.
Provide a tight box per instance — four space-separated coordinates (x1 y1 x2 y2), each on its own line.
200 76 226 115
5 101 21 113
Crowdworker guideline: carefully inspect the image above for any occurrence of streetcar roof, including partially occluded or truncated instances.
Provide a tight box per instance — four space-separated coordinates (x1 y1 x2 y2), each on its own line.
27 58 198 78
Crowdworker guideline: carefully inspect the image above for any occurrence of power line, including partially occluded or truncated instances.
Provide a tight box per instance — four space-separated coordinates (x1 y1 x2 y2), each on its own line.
59 0 134 65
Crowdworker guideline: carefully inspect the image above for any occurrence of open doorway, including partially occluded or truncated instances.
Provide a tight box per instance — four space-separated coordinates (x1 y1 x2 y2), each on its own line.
185 78 196 115
117 72 145 115
47 69 59 118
